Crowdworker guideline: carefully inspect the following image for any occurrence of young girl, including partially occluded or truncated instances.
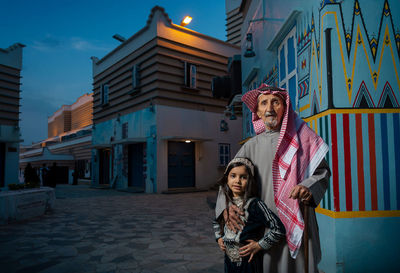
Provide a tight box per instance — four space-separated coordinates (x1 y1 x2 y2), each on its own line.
213 157 285 273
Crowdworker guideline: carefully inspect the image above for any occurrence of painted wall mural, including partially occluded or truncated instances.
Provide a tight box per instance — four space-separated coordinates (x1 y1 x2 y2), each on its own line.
298 0 400 116
305 110 399 213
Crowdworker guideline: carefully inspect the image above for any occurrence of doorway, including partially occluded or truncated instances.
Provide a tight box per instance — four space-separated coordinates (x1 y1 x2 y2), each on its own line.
168 141 195 188
128 143 145 189
0 143 5 187
99 149 110 185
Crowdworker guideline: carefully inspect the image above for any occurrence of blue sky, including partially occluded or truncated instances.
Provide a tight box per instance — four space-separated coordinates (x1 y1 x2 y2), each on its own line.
0 0 227 144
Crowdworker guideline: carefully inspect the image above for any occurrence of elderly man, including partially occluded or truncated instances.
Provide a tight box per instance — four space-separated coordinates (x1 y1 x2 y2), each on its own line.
215 84 330 272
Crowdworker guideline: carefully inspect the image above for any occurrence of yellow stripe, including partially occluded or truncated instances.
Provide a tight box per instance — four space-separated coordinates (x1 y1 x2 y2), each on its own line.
299 104 310 112
239 137 252 145
316 206 400 218
303 108 400 122
387 26 400 92
316 12 400 104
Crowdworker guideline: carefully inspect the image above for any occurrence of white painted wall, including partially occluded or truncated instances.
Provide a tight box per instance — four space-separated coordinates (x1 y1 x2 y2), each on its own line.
156 105 242 193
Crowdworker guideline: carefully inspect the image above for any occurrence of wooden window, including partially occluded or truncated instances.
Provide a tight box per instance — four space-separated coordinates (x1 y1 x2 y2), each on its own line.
101 84 109 105
218 143 231 166
122 122 128 139
132 64 140 91
184 61 197 89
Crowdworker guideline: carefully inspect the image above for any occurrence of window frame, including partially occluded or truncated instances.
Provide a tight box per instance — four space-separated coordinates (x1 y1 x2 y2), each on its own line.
218 143 231 167
101 83 109 106
122 122 128 139
132 64 140 91
184 61 197 89
278 27 298 110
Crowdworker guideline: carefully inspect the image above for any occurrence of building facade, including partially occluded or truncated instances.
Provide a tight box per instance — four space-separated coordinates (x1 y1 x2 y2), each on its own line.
0 43 24 189
234 0 399 272
91 6 242 193
20 93 93 185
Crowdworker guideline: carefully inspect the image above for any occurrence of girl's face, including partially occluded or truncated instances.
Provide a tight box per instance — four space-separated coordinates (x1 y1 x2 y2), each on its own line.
227 165 249 197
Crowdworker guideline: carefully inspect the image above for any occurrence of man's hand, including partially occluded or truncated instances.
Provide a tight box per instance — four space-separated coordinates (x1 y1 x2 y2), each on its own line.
239 240 262 262
217 238 226 252
223 205 244 232
289 185 312 205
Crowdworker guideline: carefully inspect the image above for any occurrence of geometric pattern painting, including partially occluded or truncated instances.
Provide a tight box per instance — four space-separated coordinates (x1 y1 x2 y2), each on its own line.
297 23 311 99
310 111 400 212
378 82 400 108
353 81 375 108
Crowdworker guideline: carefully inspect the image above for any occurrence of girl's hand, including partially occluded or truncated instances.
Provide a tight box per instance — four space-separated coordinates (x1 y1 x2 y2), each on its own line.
239 240 262 262
217 238 226 252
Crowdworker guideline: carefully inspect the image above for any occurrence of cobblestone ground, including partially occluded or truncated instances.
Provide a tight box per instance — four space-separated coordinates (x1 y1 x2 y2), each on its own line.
0 185 224 273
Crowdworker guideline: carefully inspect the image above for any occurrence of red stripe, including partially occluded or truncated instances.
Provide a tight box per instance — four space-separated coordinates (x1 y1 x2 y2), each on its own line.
343 114 353 211
331 114 340 211
355 114 365 211
368 114 378 210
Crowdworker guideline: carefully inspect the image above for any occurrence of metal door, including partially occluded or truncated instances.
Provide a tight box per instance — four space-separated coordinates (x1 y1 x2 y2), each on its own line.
168 141 195 188
0 143 5 187
128 143 145 189
99 149 110 185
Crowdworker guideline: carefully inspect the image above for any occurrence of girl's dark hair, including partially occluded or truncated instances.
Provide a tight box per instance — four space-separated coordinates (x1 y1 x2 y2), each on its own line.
216 158 259 229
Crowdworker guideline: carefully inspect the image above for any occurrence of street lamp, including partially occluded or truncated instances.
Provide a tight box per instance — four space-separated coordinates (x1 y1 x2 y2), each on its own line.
180 16 192 27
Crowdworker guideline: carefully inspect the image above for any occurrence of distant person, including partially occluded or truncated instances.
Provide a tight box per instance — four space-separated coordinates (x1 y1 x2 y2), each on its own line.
213 157 285 272
72 170 78 185
49 162 58 188
24 163 40 186
41 164 49 187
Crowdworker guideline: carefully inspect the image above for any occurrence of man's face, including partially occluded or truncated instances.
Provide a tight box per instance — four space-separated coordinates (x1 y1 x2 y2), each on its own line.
256 93 285 130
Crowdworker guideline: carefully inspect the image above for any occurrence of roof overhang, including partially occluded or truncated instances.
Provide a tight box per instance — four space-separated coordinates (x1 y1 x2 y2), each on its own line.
91 144 112 149
19 154 74 163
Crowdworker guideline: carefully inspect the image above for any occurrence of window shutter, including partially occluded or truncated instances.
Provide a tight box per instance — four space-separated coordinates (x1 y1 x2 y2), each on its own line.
190 64 197 88
132 64 140 90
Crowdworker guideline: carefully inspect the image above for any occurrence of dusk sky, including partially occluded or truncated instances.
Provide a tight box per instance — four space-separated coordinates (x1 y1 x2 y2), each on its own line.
0 0 227 145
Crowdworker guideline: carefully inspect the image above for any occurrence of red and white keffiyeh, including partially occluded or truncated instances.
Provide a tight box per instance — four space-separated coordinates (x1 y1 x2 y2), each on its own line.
241 83 329 258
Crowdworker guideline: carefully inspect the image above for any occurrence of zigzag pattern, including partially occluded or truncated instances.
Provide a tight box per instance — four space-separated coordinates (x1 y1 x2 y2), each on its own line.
308 0 400 105
299 78 309 98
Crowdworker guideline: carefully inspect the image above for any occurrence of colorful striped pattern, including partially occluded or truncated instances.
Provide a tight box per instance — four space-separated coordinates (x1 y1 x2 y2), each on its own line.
306 111 400 212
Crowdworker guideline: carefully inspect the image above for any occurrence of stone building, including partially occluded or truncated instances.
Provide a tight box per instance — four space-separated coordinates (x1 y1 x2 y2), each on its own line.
0 43 24 189
20 93 93 185
91 6 242 193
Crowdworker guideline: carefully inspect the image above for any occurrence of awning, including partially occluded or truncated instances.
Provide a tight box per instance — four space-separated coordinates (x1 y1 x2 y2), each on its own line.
160 136 212 142
111 137 147 145
19 147 74 163
91 144 112 149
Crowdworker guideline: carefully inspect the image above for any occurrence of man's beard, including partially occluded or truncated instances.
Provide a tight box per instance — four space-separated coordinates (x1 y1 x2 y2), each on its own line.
264 111 278 129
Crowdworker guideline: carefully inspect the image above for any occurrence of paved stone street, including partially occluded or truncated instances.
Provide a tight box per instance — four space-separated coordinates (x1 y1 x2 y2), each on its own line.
0 185 224 273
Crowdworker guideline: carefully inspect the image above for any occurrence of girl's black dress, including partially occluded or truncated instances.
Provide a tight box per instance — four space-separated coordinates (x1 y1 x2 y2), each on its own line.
213 197 285 273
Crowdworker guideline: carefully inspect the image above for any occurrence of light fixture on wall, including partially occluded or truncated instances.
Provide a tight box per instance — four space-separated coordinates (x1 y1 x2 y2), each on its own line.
244 33 256 58
185 140 191 143
220 120 229 131
149 100 155 113
229 105 237 120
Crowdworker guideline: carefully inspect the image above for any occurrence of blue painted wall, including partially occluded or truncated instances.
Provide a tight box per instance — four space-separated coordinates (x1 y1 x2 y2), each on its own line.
240 0 400 272
0 125 20 189
91 107 157 193
318 213 400 272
